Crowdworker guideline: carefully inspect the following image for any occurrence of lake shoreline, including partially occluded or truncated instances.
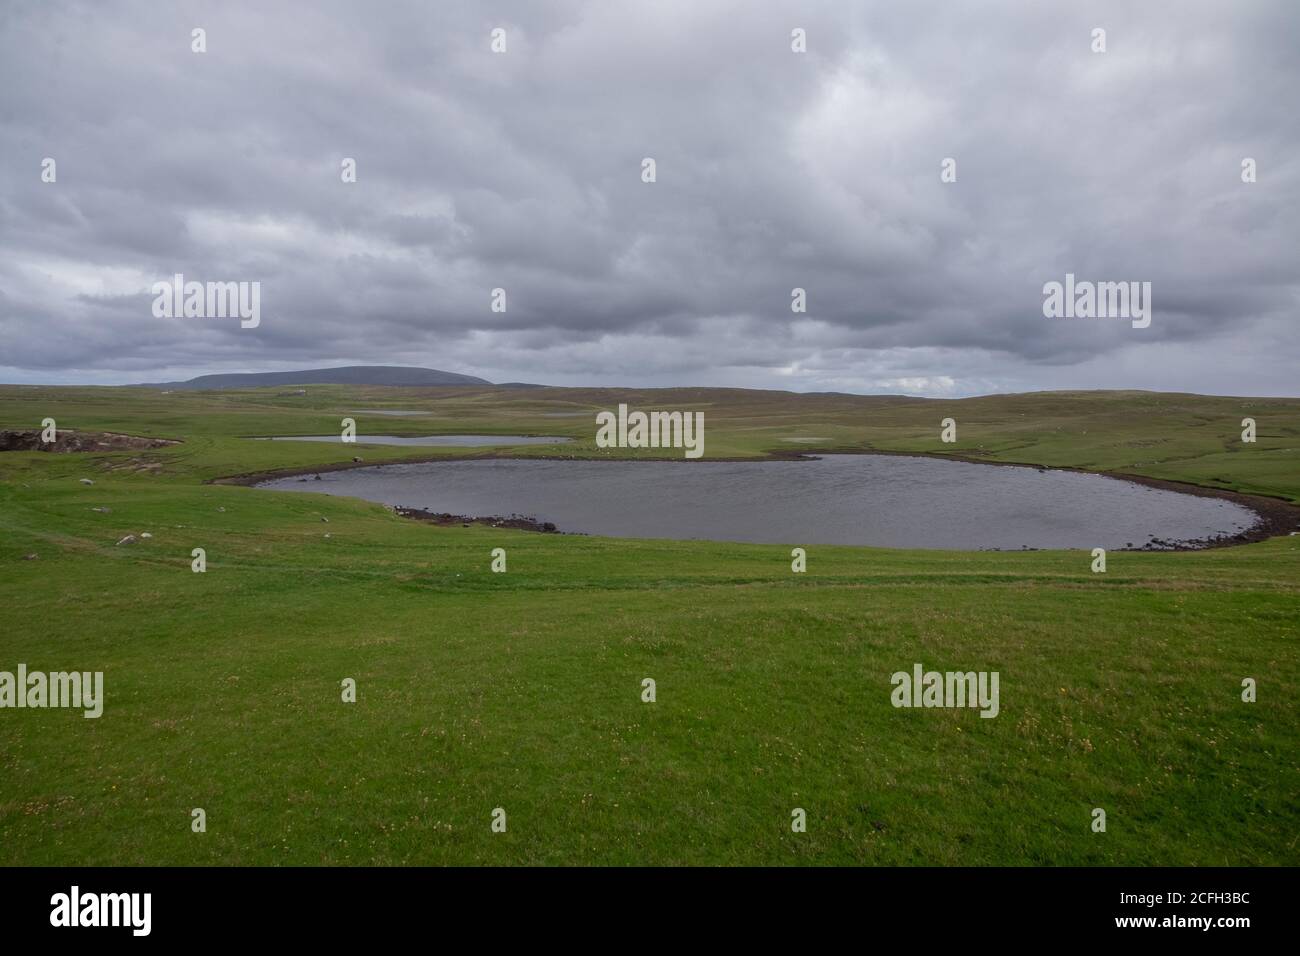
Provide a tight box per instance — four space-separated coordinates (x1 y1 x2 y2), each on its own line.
393 506 569 535
218 446 1300 551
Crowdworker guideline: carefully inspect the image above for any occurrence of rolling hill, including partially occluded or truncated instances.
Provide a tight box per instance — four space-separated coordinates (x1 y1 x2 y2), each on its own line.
136 365 490 390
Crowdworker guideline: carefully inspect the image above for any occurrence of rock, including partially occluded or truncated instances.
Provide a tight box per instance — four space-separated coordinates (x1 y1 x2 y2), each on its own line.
21 553 38 561
91 507 111 513
140 532 153 539
217 506 226 513
79 478 94 485
352 456 363 463
321 517 329 523
313 474 322 481
323 533 331 538
116 535 136 546
1 430 179 453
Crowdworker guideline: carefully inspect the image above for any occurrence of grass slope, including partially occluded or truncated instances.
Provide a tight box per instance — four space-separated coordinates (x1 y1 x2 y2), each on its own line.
0 385 1296 865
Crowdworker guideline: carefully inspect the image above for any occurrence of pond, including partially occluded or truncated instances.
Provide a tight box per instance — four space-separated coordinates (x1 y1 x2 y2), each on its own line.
257 454 1260 550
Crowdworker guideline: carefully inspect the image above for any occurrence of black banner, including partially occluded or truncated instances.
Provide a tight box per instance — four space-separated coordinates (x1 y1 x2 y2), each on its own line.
0 866 1278 942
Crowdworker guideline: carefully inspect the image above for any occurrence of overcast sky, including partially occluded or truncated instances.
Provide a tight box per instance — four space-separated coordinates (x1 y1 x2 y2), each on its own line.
1 0 1296 396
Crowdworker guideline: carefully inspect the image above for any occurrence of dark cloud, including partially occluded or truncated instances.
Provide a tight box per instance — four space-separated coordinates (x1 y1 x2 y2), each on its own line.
1 0 1296 395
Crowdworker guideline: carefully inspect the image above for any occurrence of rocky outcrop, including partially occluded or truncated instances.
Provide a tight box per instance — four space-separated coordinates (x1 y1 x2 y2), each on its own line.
0 430 180 453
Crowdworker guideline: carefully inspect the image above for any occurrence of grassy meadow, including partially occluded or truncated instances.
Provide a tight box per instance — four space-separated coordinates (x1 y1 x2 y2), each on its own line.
0 384 1296 865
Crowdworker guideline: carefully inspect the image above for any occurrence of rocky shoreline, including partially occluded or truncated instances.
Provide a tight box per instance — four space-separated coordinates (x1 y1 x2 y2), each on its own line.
393 506 565 534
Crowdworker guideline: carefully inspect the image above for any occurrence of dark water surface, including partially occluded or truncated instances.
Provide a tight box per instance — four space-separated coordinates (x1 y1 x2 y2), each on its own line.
258 454 1259 550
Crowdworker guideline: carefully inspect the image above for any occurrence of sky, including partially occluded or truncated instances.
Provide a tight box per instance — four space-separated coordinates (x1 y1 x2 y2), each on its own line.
1 0 1296 396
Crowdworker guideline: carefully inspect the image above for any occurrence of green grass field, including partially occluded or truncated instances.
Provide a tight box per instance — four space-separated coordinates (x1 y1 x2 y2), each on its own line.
0 384 1296 865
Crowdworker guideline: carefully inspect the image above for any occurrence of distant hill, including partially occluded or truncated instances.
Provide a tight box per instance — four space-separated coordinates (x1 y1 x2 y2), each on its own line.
136 366 491 390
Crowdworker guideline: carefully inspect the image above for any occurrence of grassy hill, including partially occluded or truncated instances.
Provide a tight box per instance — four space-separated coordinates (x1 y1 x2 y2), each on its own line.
0 385 1296 865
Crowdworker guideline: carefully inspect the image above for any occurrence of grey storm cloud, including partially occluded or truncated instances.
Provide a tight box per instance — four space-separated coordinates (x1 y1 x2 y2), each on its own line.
0 0 1296 395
